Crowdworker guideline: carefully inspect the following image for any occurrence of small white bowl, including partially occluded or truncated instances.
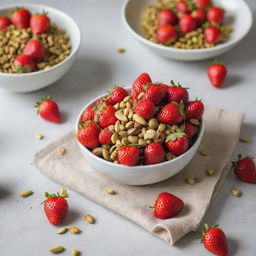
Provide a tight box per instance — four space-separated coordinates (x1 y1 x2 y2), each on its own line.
0 4 81 92
122 0 253 61
76 87 204 186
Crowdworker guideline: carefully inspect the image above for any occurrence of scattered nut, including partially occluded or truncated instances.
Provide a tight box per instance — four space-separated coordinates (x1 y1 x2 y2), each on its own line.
239 136 250 143
185 177 196 185
69 226 81 234
20 190 33 197
194 177 202 183
92 147 103 157
105 187 117 195
206 168 216 176
200 149 208 156
35 133 44 140
166 152 176 161
56 227 68 234
85 214 96 224
58 147 66 155
158 123 166 132
115 109 128 122
49 246 65 254
231 188 241 197
116 48 125 53
71 249 80 256
133 114 147 125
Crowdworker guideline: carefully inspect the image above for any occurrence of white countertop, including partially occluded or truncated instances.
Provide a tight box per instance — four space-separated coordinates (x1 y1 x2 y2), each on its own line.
1 0 256 255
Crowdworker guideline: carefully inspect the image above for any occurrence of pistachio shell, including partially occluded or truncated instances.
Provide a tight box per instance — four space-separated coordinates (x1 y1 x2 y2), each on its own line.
20 190 33 197
49 246 65 253
92 147 103 157
133 114 147 125
115 109 128 122
84 214 96 224
69 226 81 234
56 227 68 234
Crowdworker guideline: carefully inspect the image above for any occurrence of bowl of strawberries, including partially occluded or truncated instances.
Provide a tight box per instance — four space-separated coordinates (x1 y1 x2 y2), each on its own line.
0 4 81 92
122 0 252 61
76 73 205 185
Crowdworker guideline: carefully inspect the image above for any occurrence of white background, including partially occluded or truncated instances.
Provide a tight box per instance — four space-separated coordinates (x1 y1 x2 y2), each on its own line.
0 0 255 255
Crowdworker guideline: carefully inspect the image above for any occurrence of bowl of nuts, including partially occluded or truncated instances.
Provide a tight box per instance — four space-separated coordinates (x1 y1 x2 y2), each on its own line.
122 0 252 61
0 4 81 92
76 73 204 185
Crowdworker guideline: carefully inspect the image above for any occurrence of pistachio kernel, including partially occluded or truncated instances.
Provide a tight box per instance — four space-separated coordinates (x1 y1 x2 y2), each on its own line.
231 188 241 197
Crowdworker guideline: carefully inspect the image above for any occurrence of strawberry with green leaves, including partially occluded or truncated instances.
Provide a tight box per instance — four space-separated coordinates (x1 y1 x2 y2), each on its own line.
14 54 35 73
176 0 193 14
185 99 204 120
81 106 95 123
43 192 68 226
183 121 198 140
99 127 114 145
166 129 189 155
144 142 166 165
105 86 128 105
118 145 140 166
157 102 184 124
192 8 207 25
144 83 167 105
30 12 50 34
35 96 61 123
134 99 155 120
11 7 31 29
166 81 189 104
95 103 117 128
205 25 221 44
207 60 227 88
131 73 152 100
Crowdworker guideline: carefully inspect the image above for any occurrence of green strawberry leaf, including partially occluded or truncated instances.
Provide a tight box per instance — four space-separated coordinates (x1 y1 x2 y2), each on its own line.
170 80 189 89
165 129 186 142
210 58 224 66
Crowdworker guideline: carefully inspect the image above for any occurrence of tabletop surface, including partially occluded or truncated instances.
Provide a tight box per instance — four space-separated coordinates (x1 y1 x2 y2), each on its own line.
0 0 256 255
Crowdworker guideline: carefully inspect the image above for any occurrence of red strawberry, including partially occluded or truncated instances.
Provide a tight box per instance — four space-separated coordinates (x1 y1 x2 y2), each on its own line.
166 81 189 104
144 142 166 165
11 8 31 29
176 0 190 14
118 146 140 166
81 106 95 122
202 224 228 256
134 99 155 120
166 130 189 155
96 103 117 128
192 8 207 25
43 192 68 226
207 7 224 24
99 127 113 145
154 192 184 219
195 0 212 9
35 96 61 123
77 121 101 149
14 54 35 73
23 40 45 61
232 154 256 184
185 100 204 120
131 73 152 100
144 83 167 105
30 13 50 34
179 14 197 34
105 86 128 105
0 16 10 30
205 26 221 44
158 9 178 26
157 102 184 124
183 121 198 139
207 60 227 88
157 25 177 44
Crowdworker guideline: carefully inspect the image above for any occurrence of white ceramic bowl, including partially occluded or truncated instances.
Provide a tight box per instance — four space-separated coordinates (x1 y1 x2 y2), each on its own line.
0 4 81 92
76 87 204 185
122 0 253 61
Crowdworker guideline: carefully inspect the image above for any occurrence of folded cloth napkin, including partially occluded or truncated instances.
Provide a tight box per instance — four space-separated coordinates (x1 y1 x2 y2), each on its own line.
33 106 244 245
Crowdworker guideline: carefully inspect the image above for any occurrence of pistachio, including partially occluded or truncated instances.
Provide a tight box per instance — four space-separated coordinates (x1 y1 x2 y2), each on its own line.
138 92 145 100
59 187 68 197
69 226 81 234
128 109 134 119
108 125 115 132
239 136 250 143
127 127 140 136
119 124 125 130
138 139 147 147
71 249 80 256
115 109 128 122
110 149 118 160
116 47 125 53
125 121 134 129
20 190 33 197
123 95 131 102
116 139 123 147
123 108 129 116
206 168 216 176
102 148 110 160
200 148 208 156
119 131 128 137
231 188 241 197
158 123 166 132
114 121 120 132
119 101 126 109
58 147 66 155
113 103 120 110
138 133 144 139
128 135 139 144
146 139 152 144
56 227 68 234
84 214 96 224
144 129 156 140
190 119 200 126
133 114 147 125
148 118 158 129
105 187 117 195
110 145 117 154
126 102 133 109
194 177 202 183
92 147 103 157
170 125 179 133
185 177 196 185
111 133 119 144
166 152 176 161
35 133 44 140
102 144 110 150
134 122 143 128
121 137 129 145
49 246 65 254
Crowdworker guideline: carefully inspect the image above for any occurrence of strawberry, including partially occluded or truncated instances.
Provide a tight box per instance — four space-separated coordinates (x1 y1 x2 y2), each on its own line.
166 81 189 104
99 127 113 145
144 83 167 105
77 121 101 149
202 224 228 256
0 16 10 30
158 9 178 26
157 25 177 44
105 86 128 105
185 100 204 120
176 0 191 14
166 130 189 155
30 13 50 34
81 106 95 122
232 154 256 184
207 7 224 24
183 121 198 139
157 102 184 124
207 60 227 88
131 73 152 100
118 146 140 166
134 99 155 120
43 192 68 226
144 142 166 165
14 54 35 73
179 14 197 34
192 8 207 25
205 26 221 44
35 96 61 123
195 0 212 9
96 103 117 128
23 40 45 61
154 192 184 219
11 8 31 29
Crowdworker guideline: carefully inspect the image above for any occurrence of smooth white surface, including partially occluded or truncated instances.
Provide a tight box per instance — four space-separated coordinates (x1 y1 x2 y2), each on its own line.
0 0 256 255
123 0 253 61
76 87 204 185
0 4 81 92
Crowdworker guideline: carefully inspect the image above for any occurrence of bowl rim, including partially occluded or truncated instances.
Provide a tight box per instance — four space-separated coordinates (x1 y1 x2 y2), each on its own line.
75 86 205 170
0 3 81 77
121 0 253 54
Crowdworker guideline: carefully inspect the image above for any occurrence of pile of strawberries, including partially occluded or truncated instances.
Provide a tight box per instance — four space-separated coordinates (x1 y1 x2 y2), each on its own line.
77 73 204 166
156 0 227 45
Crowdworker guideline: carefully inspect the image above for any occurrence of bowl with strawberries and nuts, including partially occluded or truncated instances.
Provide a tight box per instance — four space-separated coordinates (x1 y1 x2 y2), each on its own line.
76 73 205 185
0 4 81 92
122 0 252 61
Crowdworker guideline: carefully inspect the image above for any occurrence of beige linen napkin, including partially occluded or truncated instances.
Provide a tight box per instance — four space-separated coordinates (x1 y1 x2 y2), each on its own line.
33 106 244 245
